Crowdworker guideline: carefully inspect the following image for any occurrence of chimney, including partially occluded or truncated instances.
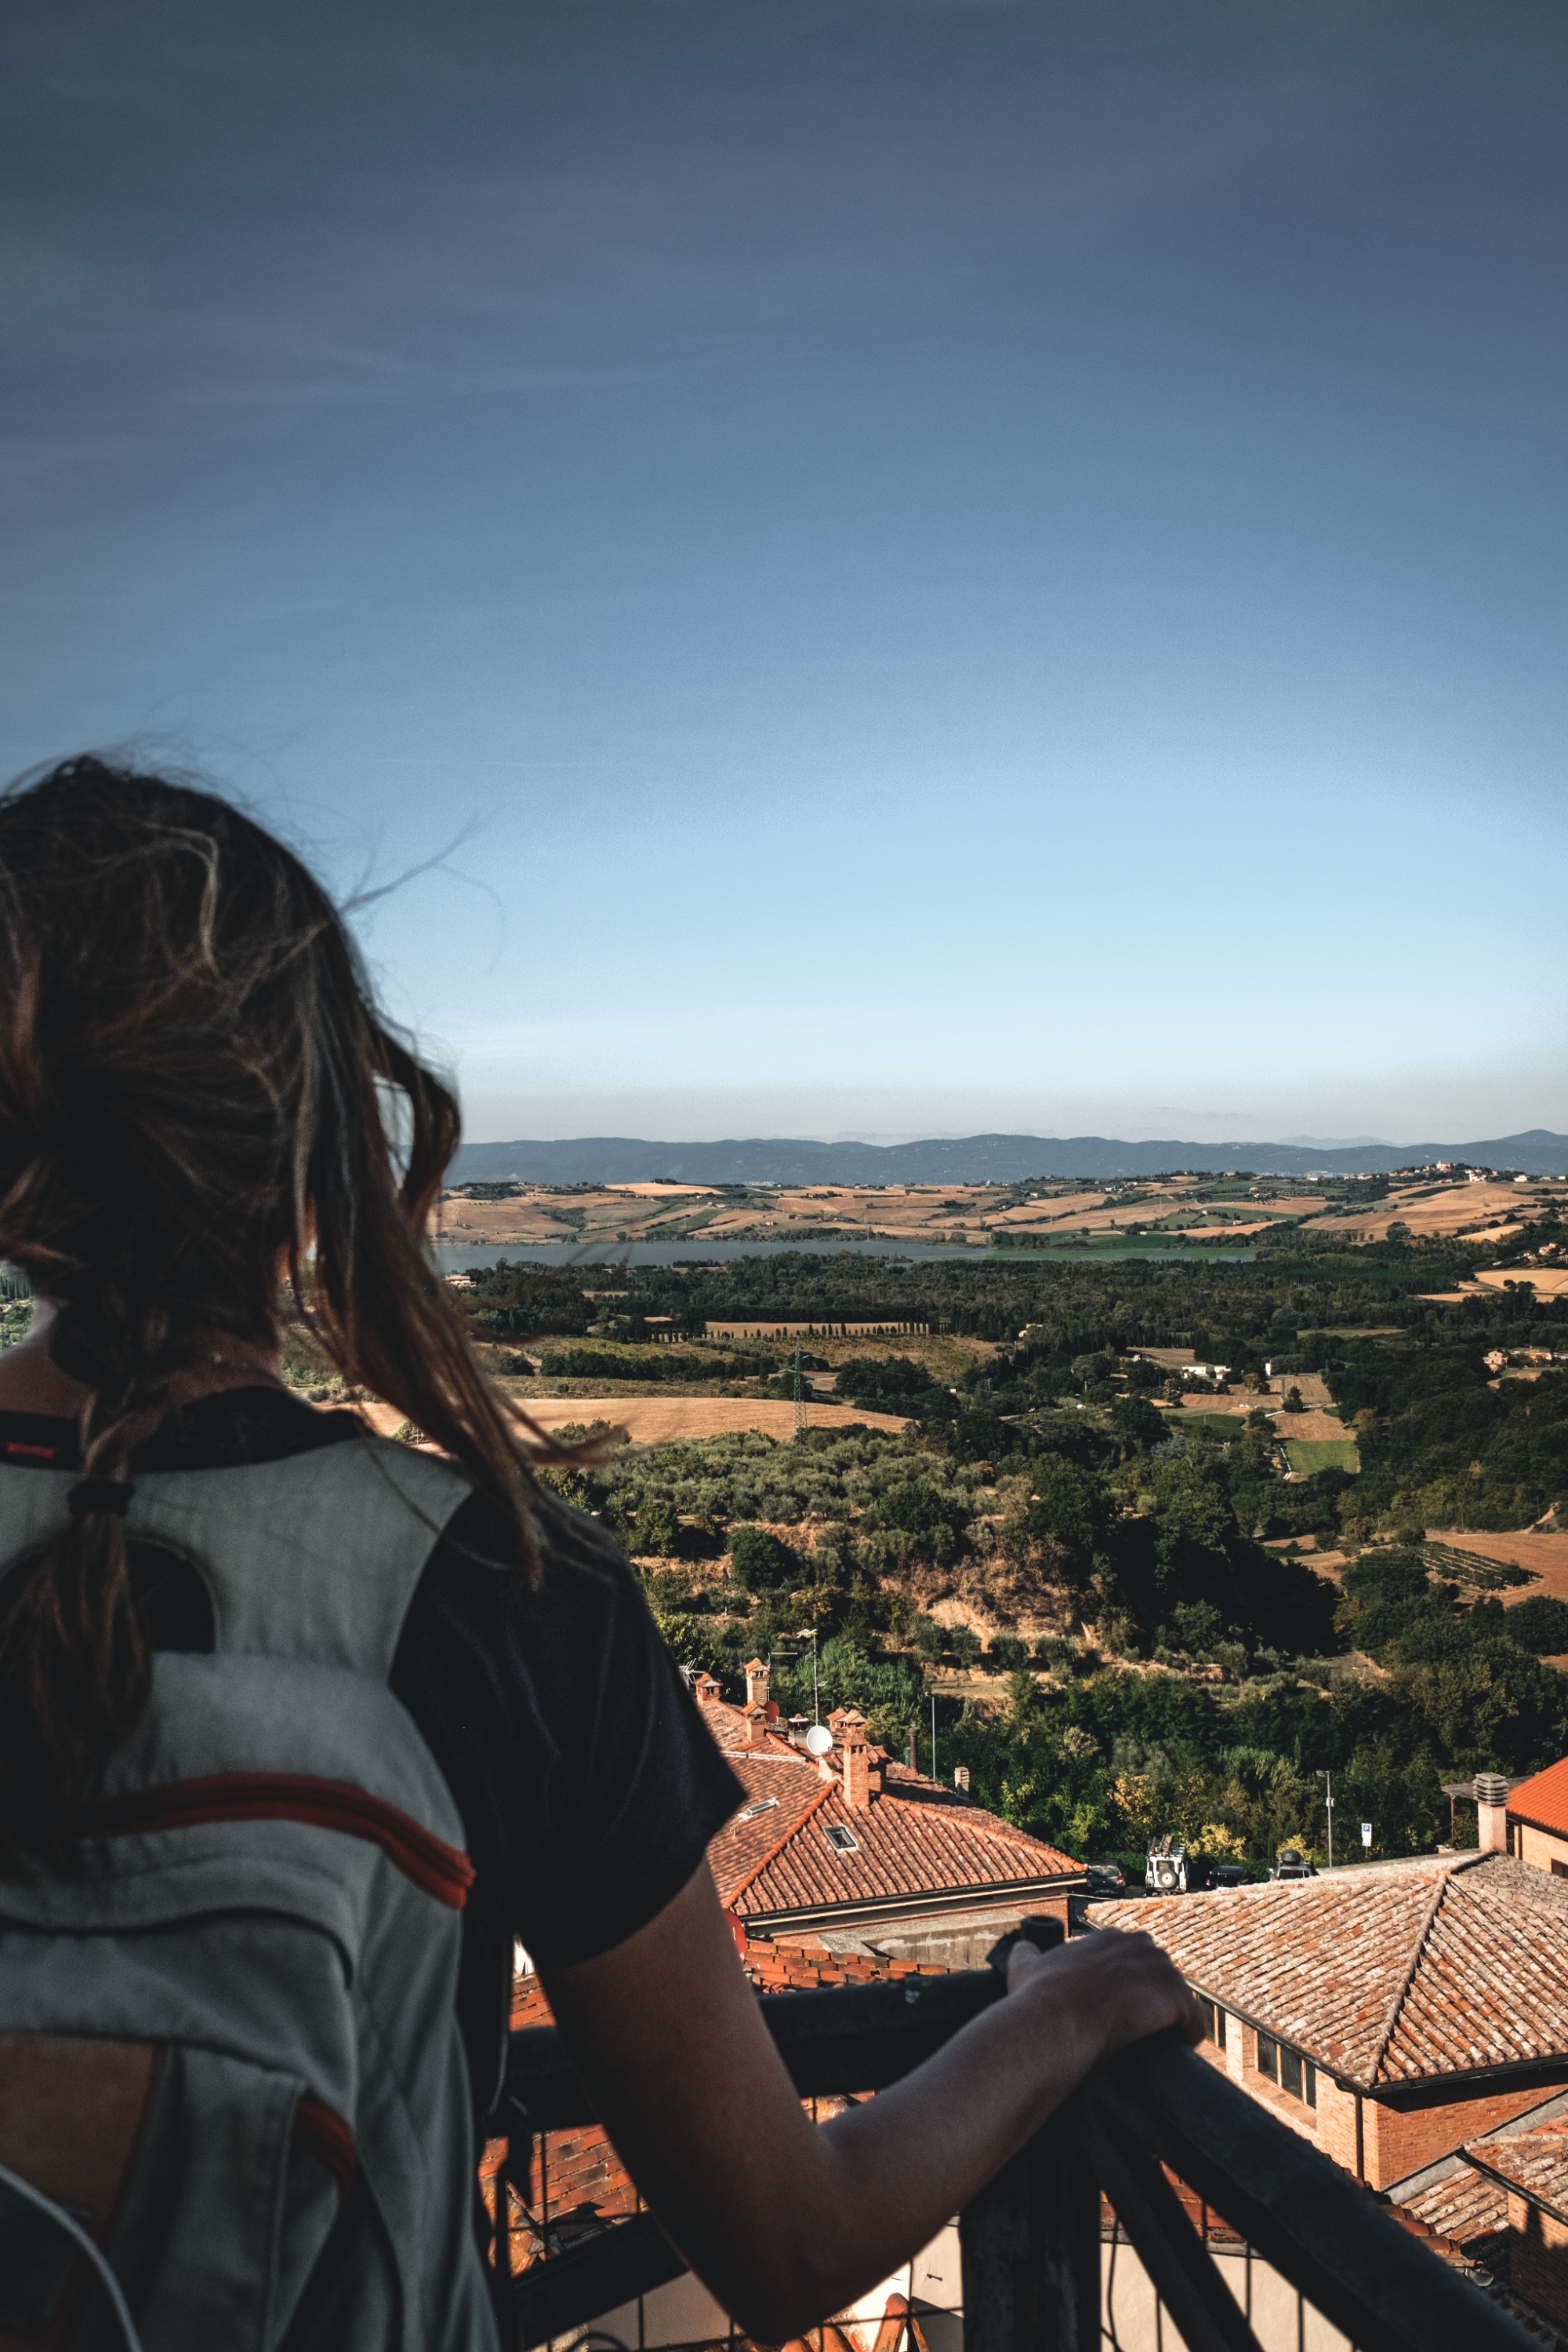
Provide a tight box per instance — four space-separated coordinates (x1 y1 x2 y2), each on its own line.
742 1704 771 1749
841 1710 872 1809
787 1714 811 1747
1475 1772 1509 1853
693 1673 721 1707
745 1657 770 1710
953 1766 971 1795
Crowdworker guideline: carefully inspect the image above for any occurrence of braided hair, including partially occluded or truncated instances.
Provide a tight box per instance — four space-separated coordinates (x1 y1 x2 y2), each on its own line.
0 756 553 1867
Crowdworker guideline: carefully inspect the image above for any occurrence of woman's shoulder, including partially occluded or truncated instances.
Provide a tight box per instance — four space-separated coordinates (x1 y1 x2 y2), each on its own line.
414 1475 648 1631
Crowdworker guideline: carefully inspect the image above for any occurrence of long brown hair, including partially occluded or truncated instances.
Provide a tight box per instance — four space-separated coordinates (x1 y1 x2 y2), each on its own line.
0 755 550 1865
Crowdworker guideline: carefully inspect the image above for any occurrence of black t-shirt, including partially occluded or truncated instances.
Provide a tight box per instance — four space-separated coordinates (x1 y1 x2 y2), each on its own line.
0 1391 742 2128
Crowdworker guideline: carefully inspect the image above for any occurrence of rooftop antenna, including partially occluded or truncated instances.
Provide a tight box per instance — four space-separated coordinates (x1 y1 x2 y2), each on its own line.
793 1625 821 1726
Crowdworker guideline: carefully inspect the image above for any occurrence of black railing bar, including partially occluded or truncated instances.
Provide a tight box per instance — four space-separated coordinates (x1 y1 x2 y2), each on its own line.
506 1972 1005 2129
503 1982 1535 2352
511 2209 687 2350
1079 2092 1265 2352
1095 2036 1539 2352
958 2117 1099 2352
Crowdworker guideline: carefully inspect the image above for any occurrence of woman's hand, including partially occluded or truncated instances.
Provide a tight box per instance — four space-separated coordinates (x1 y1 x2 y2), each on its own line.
1006 1925 1205 2067
543 1868 1207 2343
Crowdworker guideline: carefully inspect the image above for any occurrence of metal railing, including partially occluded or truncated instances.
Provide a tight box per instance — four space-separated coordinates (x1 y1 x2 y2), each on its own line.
492 1970 1541 2352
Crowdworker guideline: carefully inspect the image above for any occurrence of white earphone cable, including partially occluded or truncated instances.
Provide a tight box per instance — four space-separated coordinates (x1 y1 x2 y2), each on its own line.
0 2160 144 2352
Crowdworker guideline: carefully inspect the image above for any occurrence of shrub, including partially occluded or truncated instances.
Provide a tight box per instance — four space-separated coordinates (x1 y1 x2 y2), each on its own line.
950 1624 982 1669
989 1634 1029 1672
1033 1635 1076 1671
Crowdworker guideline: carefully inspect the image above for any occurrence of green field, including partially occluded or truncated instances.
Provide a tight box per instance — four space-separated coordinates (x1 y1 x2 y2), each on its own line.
1284 1438 1360 1475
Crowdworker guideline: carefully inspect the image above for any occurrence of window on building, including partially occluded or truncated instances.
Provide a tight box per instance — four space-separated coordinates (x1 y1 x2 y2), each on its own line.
1196 1996 1227 2050
1552 1859 1568 1880
823 1824 860 1854
1260 2035 1316 2107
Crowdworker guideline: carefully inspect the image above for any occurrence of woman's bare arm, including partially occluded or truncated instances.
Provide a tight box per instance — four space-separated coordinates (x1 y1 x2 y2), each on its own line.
539 1860 1200 2343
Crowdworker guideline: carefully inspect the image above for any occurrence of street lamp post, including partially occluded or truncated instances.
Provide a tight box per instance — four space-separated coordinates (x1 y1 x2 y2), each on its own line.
790 1627 821 1726
1316 1769 1334 1870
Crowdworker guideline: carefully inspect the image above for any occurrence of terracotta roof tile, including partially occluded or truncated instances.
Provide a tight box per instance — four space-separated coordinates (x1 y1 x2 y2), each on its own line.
1466 2118 1568 2226
1506 1755 1568 1840
710 1748 1080 1921
1397 2166 1508 2246
1091 1854 1568 2089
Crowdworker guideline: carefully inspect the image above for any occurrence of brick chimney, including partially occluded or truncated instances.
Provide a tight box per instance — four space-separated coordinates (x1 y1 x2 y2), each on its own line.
692 1673 721 1707
1475 1771 1509 1852
786 1715 811 1747
742 1703 771 1748
745 1657 770 1709
840 1710 872 1809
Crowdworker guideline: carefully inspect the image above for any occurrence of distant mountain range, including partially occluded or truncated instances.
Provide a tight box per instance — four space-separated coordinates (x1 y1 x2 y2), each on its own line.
450 1128 1568 1185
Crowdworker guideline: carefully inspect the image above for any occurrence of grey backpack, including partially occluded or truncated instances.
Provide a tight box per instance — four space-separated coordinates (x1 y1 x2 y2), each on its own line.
0 1438 503 2352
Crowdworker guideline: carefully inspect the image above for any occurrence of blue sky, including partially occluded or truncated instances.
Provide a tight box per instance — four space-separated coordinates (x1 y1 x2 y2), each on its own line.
2 1 1564 1145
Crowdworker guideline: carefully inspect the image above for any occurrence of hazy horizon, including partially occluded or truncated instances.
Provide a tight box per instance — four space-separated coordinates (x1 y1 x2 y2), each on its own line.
452 1086 1565 1150
3 2 1565 1145
453 1102 1564 1150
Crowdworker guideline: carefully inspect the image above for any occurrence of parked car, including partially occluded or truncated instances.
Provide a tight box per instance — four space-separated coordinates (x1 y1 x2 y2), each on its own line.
1270 1847 1317 1882
1084 1859 1127 1895
1212 1862 1249 1890
1145 1837 1189 1895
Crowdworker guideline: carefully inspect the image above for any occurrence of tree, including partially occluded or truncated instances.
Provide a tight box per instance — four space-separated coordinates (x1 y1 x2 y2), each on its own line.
728 1524 800 1592
951 1624 982 1669
1496 1595 1568 1655
912 1616 945 1663
1109 1394 1168 1454
630 1496 677 1557
1022 1457 1107 1573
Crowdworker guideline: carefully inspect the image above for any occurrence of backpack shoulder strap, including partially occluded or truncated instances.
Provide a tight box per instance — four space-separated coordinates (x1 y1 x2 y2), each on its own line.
0 1436 474 1682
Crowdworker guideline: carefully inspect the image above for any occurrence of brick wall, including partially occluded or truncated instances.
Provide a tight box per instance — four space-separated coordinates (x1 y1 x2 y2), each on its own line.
1508 2194 1568 2330
1199 1998 1564 2191
1364 2082 1565 2190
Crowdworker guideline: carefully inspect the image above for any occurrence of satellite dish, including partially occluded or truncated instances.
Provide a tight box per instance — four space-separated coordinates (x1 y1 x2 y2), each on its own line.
804 1724 833 1758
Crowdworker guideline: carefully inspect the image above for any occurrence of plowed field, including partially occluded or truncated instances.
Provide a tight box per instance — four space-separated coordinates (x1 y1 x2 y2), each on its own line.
512 1396 910 1443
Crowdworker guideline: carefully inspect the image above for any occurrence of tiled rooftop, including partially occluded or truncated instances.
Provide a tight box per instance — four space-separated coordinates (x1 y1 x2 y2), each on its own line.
1091 1853 1568 2089
1467 2117 1568 2226
1396 2164 1508 2247
712 1746 1080 1923
1507 1755 1568 1839
692 1686 1080 1925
